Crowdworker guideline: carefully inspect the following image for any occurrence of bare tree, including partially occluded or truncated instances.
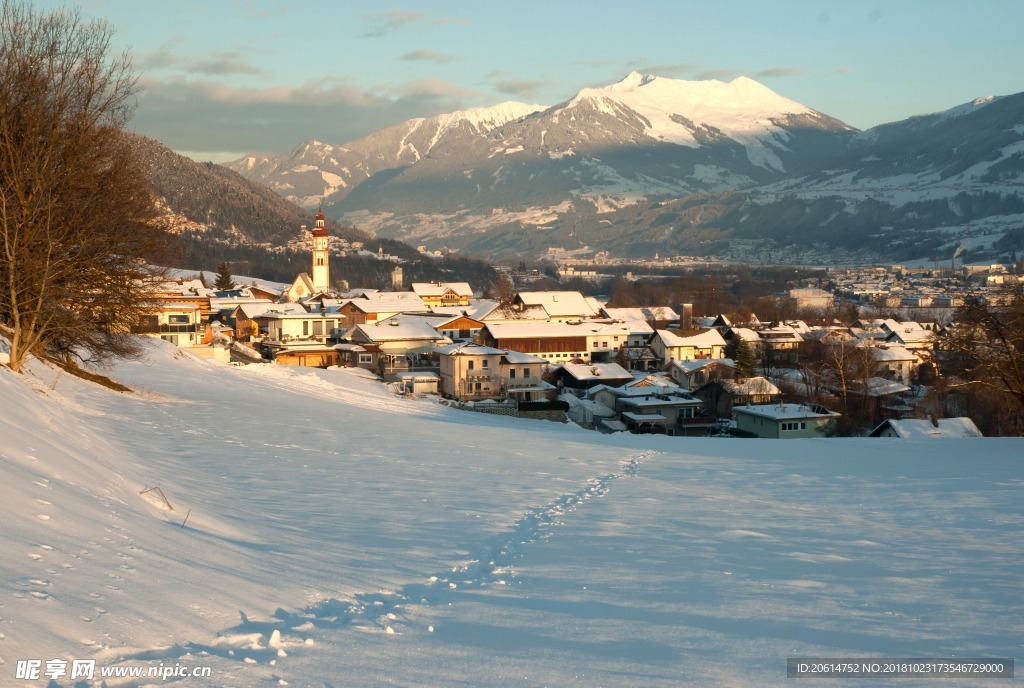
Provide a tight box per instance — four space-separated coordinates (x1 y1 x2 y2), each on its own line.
0 1 168 373
937 286 1024 434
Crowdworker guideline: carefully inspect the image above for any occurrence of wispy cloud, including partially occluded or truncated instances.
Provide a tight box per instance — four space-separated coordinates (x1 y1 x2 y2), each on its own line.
399 49 463 63
756 66 807 78
834 65 855 74
360 9 468 37
493 79 549 99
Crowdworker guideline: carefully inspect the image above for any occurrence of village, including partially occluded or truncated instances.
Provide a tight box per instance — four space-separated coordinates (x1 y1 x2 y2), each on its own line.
134 210 1018 439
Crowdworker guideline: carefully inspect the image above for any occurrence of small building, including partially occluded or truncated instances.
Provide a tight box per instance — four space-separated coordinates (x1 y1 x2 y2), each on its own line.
132 302 202 347
651 328 727 365
734 403 841 438
868 417 983 438
548 362 634 392
666 358 736 390
436 343 550 402
694 376 783 418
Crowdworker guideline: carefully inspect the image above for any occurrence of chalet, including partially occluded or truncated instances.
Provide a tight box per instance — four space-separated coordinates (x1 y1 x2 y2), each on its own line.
584 321 655 362
651 328 727 365
256 310 342 346
411 282 474 307
864 344 918 384
869 417 983 438
734 403 841 438
436 343 550 402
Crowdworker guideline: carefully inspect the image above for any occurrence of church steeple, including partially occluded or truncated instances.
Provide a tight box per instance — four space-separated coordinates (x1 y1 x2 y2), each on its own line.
311 206 330 292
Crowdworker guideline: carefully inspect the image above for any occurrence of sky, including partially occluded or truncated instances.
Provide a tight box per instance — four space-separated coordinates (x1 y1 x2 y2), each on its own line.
42 0 1024 162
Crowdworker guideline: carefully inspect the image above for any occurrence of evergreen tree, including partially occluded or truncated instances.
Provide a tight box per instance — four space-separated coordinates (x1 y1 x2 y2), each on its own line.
728 338 757 378
198 271 209 288
214 261 234 290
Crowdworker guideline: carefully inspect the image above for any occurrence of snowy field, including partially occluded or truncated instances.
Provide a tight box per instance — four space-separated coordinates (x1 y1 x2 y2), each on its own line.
0 340 1020 687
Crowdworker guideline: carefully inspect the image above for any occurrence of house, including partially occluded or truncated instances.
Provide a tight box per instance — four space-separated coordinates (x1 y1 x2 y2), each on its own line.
584 321 655 363
256 310 343 347
694 376 783 418
411 282 473 307
270 342 340 368
346 320 452 378
651 328 727 365
869 417 983 438
589 384 716 436
547 362 634 392
734 403 841 438
336 292 429 326
666 358 736 390
132 302 202 347
755 325 804 365
231 302 306 342
477 321 593 364
864 344 918 384
436 343 550 402
510 291 603 322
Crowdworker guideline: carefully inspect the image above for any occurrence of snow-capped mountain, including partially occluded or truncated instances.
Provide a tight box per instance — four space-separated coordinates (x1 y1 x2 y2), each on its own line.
228 101 545 209
224 74 1024 263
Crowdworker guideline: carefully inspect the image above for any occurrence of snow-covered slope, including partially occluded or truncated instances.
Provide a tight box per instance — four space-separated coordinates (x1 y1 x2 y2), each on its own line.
3 341 1019 686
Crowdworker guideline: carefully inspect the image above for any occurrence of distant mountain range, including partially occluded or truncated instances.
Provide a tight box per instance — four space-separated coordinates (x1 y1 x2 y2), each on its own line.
224 73 1024 265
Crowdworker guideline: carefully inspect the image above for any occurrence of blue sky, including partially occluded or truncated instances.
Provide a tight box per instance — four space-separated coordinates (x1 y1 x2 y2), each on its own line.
53 0 1024 162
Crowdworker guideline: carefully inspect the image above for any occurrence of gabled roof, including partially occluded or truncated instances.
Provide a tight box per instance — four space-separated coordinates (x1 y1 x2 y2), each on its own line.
656 328 727 349
601 306 681 323
233 302 307 319
483 320 596 339
668 358 736 374
514 291 601 318
555 362 633 382
349 320 451 343
411 282 474 298
869 418 983 438
718 376 782 396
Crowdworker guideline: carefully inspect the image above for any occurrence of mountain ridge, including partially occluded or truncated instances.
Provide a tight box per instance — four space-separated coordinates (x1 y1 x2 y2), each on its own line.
222 74 1024 264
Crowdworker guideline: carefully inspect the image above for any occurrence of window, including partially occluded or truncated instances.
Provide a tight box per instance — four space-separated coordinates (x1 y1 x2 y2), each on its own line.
168 314 190 324
313 321 323 336
523 367 531 378
303 321 309 336
358 354 372 364
509 369 516 379
468 360 475 370
482 359 489 369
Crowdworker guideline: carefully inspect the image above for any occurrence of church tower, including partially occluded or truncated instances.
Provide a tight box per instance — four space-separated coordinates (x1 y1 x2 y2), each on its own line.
311 206 330 292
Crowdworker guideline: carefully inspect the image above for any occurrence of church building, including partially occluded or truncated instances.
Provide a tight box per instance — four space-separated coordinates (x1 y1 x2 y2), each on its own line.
311 207 330 292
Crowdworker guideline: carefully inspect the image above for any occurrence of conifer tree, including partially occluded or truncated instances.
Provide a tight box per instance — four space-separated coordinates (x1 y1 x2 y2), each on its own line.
214 261 234 290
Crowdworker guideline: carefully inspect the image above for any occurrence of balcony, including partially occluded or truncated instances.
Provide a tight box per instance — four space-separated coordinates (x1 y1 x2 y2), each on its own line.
131 323 200 334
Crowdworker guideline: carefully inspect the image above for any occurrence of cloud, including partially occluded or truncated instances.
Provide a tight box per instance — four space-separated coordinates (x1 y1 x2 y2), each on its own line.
399 49 463 63
694 69 743 81
493 79 549 99
360 9 423 37
138 40 264 77
755 66 807 78
834 65 855 74
361 9 469 37
132 75 485 158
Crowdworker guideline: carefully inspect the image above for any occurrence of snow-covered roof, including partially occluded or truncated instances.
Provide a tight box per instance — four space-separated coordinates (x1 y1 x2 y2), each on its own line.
483 321 599 339
657 328 726 349
720 377 781 396
350 320 450 343
556 362 633 382
233 302 307 319
411 282 474 298
734 403 840 421
514 291 601 318
728 327 761 342
601 306 681 323
871 418 983 438
669 358 736 374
